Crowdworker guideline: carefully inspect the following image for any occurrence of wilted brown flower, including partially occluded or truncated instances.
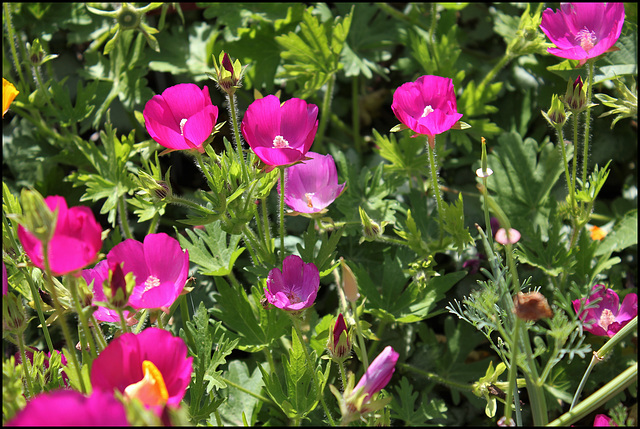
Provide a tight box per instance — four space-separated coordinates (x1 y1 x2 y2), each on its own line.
513 291 553 321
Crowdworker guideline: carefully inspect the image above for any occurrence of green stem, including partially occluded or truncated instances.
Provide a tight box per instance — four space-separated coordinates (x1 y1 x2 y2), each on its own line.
68 275 97 359
146 212 160 235
3 3 27 91
548 362 637 427
226 91 249 179
505 243 520 295
133 309 148 334
193 150 215 190
479 53 512 90
118 194 133 240
17 332 35 397
89 314 108 352
504 317 521 423
261 197 273 255
117 308 131 333
350 300 369 370
581 60 595 186
570 353 598 411
555 124 576 211
427 136 444 220
337 359 348 391
316 74 336 151
279 166 286 263
570 109 580 208
352 75 361 154
263 347 277 374
399 363 474 392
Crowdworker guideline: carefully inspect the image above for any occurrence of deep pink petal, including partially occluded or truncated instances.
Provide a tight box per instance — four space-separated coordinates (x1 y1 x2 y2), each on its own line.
266 267 285 295
145 114 193 150
253 146 305 166
182 105 218 148
280 98 319 150
616 293 638 322
159 84 208 125
108 239 149 282
353 346 399 401
241 95 282 150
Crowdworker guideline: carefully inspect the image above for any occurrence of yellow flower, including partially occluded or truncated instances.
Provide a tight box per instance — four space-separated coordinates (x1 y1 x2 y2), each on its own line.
3 78 19 117
589 225 607 241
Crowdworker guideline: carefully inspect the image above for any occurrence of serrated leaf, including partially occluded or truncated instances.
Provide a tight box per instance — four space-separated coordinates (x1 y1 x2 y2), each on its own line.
595 209 637 256
441 193 474 253
217 361 265 426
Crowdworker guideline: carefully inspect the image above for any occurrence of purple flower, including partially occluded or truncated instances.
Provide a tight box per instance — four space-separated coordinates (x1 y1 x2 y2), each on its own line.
143 83 219 153
17 196 103 277
6 390 129 426
540 3 625 66
106 233 190 310
391 75 463 141
278 152 346 214
241 95 318 167
351 346 399 404
91 327 193 411
573 285 637 338
264 255 319 311
81 260 135 324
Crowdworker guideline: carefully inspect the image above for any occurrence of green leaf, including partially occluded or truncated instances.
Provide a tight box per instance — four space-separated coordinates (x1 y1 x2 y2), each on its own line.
441 193 474 253
283 327 319 418
217 361 265 426
595 209 638 256
175 221 245 277
390 376 448 425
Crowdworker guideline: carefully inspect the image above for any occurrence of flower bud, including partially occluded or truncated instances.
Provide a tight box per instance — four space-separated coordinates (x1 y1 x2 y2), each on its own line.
359 207 384 242
18 188 58 245
211 51 245 95
117 2 142 30
327 313 352 361
547 94 567 125
136 170 172 201
340 258 360 303
103 261 135 309
513 291 553 321
564 76 587 112
3 292 26 332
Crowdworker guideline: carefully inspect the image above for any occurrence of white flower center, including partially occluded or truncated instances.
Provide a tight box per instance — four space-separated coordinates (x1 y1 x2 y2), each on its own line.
575 27 597 52
421 105 434 118
273 135 289 148
305 193 315 208
143 275 161 293
179 118 188 136
598 308 616 331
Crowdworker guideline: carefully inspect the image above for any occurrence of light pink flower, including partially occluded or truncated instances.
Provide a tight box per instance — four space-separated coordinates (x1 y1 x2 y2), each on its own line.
106 233 189 310
17 196 103 276
391 75 463 139
351 346 399 404
573 285 637 338
6 389 129 426
495 228 521 245
81 260 135 324
540 3 625 66
278 151 345 213
91 327 193 411
264 254 319 311
143 83 219 153
241 95 318 167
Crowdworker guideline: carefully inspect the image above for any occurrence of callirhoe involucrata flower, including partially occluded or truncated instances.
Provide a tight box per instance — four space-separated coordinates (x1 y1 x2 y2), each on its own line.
391 75 463 141
105 233 189 310
143 83 219 153
540 3 625 66
17 196 103 276
573 285 637 338
241 95 318 167
6 390 129 426
264 254 319 311
278 151 346 214
90 327 193 412
81 260 136 324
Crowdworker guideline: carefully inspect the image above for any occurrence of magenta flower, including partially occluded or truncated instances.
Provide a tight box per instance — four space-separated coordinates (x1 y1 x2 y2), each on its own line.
106 233 189 310
17 196 103 276
6 389 129 426
278 151 346 214
241 95 318 167
327 313 351 360
391 75 463 140
352 346 399 404
264 254 319 311
540 3 625 66
594 414 617 427
91 327 193 411
143 83 219 153
573 285 637 338
81 260 135 324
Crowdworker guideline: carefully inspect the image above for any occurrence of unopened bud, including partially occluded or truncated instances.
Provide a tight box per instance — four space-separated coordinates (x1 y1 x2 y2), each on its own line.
103 261 135 309
564 76 587 112
359 207 382 241
340 258 360 303
327 313 352 361
3 292 26 332
18 189 57 245
117 2 142 30
547 94 567 125
513 291 553 321
211 51 245 95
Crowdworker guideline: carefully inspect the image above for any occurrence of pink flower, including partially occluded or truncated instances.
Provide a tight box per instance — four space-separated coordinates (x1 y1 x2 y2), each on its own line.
573 285 637 338
143 83 219 153
351 346 399 404
391 75 463 140
6 389 129 426
106 233 189 310
17 196 103 276
241 95 318 167
278 151 346 213
264 254 319 311
91 327 193 411
594 414 617 427
540 3 625 66
495 228 521 245
81 260 135 324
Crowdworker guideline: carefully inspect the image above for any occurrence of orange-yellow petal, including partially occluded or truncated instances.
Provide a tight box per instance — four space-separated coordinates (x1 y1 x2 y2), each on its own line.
3 78 19 117
589 225 607 241
123 360 169 407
